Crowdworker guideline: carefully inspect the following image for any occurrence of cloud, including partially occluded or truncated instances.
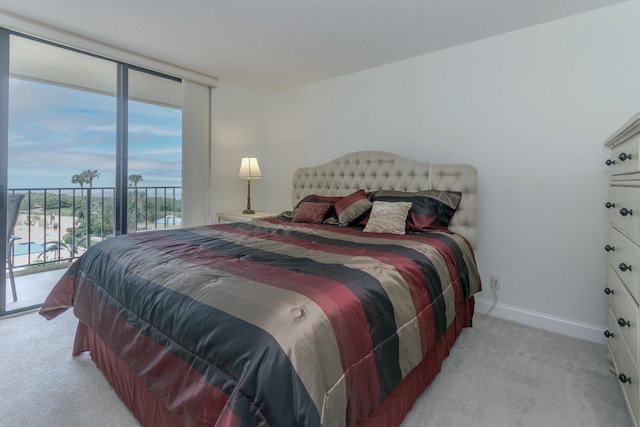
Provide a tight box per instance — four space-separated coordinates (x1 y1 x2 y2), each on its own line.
128 124 181 137
8 77 182 189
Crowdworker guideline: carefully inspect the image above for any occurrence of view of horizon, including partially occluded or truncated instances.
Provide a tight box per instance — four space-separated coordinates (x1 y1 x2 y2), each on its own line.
8 78 182 191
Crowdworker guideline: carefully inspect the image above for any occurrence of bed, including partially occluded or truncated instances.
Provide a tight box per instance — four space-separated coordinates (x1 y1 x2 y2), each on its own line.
40 150 481 427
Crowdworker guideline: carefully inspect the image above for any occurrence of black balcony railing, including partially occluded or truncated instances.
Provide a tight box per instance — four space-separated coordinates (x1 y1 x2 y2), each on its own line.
8 186 182 269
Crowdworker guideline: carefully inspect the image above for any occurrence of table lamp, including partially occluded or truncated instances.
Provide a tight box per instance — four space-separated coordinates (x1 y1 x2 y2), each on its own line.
238 157 262 214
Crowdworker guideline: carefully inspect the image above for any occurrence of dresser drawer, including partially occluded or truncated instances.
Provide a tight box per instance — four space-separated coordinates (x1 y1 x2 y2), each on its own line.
609 307 640 427
609 266 639 365
609 227 640 304
608 136 640 175
608 186 640 242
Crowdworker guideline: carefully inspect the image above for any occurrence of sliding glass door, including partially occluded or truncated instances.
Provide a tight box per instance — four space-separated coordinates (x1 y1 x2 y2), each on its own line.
0 30 182 316
127 68 182 232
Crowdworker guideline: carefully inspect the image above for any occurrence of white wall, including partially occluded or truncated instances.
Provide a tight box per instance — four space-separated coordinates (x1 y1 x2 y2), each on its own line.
247 1 640 342
210 2 640 342
210 81 267 216
181 80 212 227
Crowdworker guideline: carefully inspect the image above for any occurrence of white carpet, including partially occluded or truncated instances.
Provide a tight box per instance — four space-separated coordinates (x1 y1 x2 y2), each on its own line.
0 309 632 426
0 309 139 427
402 315 632 427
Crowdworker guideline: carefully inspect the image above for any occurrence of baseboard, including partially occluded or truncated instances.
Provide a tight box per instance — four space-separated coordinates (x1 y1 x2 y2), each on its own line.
474 297 607 344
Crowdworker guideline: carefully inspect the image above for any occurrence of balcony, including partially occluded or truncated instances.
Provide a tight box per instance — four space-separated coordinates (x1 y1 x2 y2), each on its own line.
4 186 182 313
6 268 66 312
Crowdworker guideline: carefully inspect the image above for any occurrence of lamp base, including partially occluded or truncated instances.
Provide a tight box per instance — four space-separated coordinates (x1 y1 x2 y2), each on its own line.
242 209 255 215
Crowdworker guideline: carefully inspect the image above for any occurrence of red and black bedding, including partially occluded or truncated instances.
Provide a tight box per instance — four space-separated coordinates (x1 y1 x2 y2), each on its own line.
40 216 481 426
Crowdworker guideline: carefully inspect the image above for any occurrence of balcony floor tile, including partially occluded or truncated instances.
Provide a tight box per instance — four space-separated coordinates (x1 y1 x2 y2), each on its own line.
4 267 67 313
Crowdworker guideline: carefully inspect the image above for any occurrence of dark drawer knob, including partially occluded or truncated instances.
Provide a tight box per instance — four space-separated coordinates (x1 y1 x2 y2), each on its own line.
619 263 632 272
618 373 632 384
606 202 616 209
605 245 615 252
618 317 631 328
619 153 633 162
604 330 615 338
604 287 615 295
620 208 633 216
606 159 616 166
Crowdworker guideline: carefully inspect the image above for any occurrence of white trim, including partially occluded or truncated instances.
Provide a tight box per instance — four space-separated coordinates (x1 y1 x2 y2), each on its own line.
0 9 218 88
474 297 606 344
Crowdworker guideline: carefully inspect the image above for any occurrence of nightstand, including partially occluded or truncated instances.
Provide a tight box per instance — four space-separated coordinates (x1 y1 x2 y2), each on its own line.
216 211 277 224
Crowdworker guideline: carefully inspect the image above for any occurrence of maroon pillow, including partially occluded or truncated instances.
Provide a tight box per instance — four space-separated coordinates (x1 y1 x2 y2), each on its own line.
292 201 332 223
334 190 372 226
292 194 343 224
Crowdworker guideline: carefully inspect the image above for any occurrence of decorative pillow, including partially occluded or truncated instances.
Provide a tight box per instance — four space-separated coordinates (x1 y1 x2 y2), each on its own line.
371 190 462 232
292 194 343 224
363 201 412 235
277 210 294 221
334 189 372 226
292 201 333 224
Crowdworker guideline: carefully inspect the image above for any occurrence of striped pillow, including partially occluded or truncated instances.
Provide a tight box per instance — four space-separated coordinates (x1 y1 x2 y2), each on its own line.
334 190 372 226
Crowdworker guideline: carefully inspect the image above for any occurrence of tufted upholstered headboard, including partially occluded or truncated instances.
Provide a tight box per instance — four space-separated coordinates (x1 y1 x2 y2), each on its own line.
292 151 478 248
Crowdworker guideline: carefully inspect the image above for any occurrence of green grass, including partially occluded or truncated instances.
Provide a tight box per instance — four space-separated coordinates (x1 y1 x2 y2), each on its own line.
41 208 75 217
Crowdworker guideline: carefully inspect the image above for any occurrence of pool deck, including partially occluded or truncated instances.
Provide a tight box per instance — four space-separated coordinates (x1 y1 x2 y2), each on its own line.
10 214 82 267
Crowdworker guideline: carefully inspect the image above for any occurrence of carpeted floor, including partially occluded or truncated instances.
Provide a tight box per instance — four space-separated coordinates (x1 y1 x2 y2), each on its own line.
0 309 633 426
402 314 632 426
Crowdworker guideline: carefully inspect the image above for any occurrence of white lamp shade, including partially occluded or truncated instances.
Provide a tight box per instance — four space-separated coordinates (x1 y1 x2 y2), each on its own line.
238 157 262 180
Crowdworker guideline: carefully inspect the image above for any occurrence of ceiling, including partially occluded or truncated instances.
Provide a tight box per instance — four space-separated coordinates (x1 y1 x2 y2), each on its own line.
0 0 630 93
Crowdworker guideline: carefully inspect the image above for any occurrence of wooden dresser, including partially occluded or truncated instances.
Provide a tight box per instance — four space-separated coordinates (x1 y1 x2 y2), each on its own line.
604 113 640 427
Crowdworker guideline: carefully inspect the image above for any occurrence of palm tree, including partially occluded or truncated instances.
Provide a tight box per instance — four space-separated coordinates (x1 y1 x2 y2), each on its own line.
71 173 86 189
38 241 73 261
63 223 87 255
84 169 100 187
72 171 90 201
70 170 99 249
128 174 143 187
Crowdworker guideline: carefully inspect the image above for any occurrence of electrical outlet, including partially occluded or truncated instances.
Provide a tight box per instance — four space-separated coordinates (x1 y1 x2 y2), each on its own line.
490 274 502 290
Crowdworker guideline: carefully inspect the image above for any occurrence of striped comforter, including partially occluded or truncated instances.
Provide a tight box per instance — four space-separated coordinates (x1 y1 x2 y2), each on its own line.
40 218 481 427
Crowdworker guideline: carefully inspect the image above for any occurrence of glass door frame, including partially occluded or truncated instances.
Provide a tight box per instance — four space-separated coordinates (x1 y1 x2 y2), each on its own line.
0 28 11 315
0 29 182 316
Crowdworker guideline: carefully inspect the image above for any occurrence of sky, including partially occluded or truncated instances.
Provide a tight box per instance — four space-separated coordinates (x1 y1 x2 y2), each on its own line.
8 78 182 191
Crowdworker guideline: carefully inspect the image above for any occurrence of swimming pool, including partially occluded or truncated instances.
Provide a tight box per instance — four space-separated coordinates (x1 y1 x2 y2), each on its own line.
13 241 56 256
155 216 182 225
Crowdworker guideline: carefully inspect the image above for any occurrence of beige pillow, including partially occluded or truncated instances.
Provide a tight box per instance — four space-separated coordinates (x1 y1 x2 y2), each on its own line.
363 201 412 235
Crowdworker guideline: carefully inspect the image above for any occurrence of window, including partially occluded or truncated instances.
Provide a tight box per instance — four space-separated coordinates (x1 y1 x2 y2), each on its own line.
128 68 182 231
1 31 184 315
